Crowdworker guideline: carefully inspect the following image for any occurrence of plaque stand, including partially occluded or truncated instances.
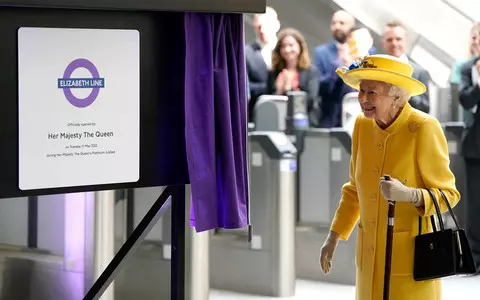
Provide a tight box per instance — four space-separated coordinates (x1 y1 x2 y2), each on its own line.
83 186 185 300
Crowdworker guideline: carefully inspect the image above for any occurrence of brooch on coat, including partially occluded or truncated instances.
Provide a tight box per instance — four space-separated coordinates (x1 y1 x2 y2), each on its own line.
408 121 420 132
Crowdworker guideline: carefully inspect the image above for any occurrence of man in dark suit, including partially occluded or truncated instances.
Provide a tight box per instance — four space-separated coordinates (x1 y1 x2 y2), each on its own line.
246 6 280 122
314 11 375 128
382 21 431 113
459 56 480 273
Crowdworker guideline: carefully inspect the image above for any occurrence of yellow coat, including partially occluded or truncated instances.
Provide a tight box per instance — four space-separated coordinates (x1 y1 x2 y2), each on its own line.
330 103 461 300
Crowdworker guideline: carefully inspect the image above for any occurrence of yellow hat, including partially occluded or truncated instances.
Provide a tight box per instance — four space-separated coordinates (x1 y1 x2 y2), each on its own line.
336 54 426 96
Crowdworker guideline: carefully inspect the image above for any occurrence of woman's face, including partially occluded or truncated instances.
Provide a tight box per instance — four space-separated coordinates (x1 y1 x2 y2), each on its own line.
358 80 397 122
280 35 301 63
470 30 480 56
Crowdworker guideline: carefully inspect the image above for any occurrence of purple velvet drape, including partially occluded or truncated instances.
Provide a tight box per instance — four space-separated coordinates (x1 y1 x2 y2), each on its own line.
184 13 249 232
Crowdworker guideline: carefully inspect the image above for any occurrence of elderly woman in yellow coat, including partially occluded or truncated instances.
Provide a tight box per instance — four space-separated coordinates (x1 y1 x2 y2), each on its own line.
319 54 460 300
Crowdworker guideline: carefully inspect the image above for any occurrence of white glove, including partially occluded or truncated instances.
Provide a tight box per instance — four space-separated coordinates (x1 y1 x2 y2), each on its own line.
319 232 339 274
379 175 422 205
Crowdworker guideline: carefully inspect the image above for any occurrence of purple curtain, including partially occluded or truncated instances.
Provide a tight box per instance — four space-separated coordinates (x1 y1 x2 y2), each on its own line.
184 13 249 232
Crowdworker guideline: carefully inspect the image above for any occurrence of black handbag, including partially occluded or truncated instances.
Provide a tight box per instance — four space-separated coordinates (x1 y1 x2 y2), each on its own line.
413 189 477 281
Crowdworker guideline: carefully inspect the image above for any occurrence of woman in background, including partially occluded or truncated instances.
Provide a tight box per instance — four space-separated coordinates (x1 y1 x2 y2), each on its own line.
266 28 322 127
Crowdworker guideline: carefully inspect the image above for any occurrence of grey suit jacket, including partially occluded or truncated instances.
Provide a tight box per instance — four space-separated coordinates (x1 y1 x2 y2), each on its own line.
409 60 431 113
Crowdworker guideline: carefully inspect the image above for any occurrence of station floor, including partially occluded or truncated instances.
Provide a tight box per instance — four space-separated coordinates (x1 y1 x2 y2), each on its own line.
210 276 480 299
0 244 478 300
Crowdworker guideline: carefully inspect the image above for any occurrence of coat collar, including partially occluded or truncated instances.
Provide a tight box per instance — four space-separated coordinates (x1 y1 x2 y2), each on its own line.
373 102 413 135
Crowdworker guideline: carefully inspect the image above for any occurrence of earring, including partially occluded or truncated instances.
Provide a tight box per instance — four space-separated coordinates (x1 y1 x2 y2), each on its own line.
393 98 399 109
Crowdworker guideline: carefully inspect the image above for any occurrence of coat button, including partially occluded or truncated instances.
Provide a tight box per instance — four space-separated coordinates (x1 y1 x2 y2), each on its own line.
370 194 376 201
370 246 375 253
377 143 383 150
373 168 379 174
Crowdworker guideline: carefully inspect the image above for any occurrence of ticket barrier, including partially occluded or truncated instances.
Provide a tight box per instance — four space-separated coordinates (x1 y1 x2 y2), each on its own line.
210 131 297 297
254 95 288 132
295 128 356 285
443 122 467 229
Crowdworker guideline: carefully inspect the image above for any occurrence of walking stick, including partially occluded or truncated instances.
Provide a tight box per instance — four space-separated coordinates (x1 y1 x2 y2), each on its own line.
383 175 395 300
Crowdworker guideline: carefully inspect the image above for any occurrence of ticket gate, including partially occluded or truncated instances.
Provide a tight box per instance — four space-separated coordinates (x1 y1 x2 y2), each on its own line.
295 128 356 285
297 128 351 226
210 131 297 297
443 122 467 228
254 95 288 132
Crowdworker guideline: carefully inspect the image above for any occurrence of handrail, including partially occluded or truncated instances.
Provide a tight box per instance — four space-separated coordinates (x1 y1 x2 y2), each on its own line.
441 0 475 23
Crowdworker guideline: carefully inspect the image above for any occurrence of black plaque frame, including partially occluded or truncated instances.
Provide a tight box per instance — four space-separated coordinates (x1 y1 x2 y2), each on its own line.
0 0 265 200
0 7 191 199
0 1 264 299
0 0 264 12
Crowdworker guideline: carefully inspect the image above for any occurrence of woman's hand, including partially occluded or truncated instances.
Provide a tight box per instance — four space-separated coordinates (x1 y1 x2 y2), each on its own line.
283 69 294 90
319 231 340 274
379 175 423 206
276 69 295 94
275 70 287 94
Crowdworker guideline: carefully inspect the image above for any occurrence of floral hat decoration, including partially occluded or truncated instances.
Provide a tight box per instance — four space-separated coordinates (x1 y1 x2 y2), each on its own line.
335 54 426 96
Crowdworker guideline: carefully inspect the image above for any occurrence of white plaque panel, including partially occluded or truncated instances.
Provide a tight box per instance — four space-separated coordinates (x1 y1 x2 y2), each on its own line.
18 27 140 190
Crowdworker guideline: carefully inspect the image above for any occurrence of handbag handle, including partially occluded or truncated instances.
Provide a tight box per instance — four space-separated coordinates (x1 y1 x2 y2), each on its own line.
418 189 445 235
438 189 461 231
